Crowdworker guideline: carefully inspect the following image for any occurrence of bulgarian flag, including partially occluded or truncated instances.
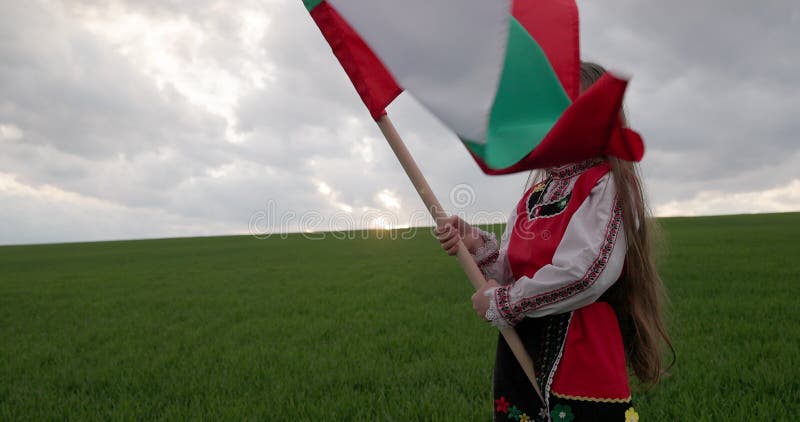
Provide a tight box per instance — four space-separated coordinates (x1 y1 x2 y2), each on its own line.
303 0 645 174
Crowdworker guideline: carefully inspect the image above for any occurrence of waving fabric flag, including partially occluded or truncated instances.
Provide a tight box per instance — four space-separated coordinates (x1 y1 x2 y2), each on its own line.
304 0 644 173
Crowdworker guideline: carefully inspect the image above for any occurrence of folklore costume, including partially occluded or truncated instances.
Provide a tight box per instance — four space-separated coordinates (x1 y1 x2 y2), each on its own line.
473 158 640 422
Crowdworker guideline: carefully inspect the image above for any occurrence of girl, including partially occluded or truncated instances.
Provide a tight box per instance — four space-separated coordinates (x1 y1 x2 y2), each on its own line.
435 62 673 422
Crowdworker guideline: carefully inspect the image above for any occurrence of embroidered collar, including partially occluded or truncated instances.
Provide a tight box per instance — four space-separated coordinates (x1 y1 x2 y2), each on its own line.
546 158 604 179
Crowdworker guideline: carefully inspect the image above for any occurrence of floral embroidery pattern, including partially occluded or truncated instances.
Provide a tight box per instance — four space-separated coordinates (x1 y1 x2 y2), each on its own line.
625 407 640 422
495 396 510 414
493 398 535 422
545 178 571 203
538 407 550 420
477 250 500 272
527 191 572 220
546 158 603 180
525 178 572 221
526 180 550 215
495 197 623 326
550 404 575 422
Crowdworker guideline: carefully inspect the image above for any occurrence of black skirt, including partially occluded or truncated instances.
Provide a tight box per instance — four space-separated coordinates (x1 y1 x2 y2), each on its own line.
492 314 637 422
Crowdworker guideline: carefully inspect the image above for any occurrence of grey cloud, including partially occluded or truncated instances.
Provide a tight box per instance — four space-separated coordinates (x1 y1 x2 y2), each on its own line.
0 2 227 161
0 0 253 217
233 4 378 169
1 0 798 245
581 0 799 82
580 0 800 194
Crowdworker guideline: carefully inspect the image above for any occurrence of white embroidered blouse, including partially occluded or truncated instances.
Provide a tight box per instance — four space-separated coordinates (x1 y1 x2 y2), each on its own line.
472 162 628 328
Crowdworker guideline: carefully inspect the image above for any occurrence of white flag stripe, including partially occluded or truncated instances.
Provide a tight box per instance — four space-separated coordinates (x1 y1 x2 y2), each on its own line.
327 0 511 144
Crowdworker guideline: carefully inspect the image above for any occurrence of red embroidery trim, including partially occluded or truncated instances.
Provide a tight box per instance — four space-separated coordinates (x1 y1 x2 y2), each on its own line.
546 158 604 180
477 250 500 270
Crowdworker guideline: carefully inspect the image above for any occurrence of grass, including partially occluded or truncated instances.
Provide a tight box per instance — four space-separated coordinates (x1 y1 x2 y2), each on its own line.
1 212 798 420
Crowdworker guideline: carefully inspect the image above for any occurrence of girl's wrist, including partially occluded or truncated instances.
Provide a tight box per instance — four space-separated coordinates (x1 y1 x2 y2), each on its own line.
485 289 510 329
468 228 485 253
472 230 499 262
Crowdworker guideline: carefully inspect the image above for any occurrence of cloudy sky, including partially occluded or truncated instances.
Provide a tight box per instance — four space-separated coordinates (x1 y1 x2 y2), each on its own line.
1 0 798 245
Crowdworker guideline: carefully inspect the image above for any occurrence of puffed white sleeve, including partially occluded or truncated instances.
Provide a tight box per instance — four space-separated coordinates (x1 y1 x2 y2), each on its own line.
471 207 516 285
485 172 626 328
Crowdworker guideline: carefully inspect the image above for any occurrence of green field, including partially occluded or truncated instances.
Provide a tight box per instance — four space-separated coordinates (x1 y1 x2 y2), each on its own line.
1 213 798 421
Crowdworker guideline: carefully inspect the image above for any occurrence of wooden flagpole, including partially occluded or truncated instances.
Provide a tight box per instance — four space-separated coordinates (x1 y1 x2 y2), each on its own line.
376 115 544 403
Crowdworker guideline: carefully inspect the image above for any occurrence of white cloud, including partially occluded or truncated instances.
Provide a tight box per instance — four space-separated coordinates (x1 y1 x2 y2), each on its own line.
376 189 401 211
68 2 275 144
312 178 353 213
0 124 23 141
352 136 375 164
656 179 800 217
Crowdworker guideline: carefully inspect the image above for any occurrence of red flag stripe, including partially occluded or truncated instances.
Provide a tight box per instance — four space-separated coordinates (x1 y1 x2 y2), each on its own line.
513 0 581 101
309 2 402 120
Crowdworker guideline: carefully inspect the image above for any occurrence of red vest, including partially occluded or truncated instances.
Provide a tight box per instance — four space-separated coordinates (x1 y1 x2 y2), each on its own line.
508 162 631 402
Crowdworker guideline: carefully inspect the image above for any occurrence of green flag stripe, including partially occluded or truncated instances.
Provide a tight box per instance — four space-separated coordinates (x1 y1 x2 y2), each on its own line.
303 0 324 11
468 16 571 169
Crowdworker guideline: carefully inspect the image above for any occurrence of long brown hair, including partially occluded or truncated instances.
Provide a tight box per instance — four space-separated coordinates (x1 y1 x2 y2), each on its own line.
580 62 675 385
